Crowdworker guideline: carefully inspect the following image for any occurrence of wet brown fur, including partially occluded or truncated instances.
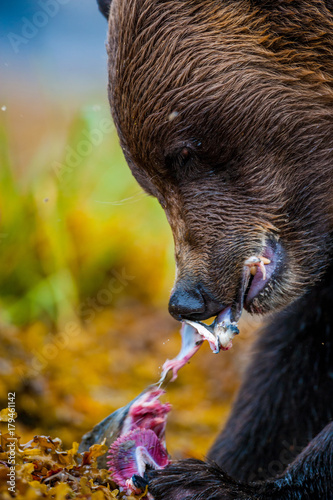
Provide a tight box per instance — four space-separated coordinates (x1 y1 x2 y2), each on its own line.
106 0 333 316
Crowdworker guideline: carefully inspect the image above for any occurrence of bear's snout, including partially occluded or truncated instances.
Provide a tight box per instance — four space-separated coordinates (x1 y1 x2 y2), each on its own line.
169 280 225 322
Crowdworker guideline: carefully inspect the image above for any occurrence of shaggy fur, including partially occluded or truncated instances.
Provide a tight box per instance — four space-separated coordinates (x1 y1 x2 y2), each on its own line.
97 0 333 497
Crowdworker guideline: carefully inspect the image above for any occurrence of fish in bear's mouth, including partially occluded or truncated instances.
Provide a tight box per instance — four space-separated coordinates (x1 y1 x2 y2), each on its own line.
161 240 283 382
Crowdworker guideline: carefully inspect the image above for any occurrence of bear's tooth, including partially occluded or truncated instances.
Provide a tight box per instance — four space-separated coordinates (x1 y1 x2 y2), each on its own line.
250 266 257 276
244 256 261 266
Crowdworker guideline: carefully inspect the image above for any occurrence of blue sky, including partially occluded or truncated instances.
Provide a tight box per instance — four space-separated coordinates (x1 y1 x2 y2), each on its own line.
0 1 109 98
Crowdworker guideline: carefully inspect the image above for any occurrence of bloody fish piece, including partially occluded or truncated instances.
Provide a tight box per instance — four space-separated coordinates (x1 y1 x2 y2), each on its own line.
159 322 204 383
79 386 170 470
160 307 240 383
107 428 169 495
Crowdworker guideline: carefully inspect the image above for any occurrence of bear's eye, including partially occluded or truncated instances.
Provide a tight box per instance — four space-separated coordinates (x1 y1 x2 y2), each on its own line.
165 147 193 174
178 147 191 166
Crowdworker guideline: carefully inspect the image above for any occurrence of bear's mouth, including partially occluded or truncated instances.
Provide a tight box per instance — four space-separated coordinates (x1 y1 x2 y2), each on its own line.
160 240 283 382
186 239 283 331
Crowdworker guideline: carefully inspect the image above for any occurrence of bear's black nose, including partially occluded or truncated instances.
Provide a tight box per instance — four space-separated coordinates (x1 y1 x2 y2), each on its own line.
168 282 224 321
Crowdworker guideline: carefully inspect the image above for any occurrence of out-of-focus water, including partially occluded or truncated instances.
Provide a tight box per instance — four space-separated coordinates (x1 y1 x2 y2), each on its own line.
0 0 108 100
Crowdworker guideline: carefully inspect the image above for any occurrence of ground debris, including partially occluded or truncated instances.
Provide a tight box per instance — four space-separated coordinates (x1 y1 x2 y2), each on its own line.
0 425 145 499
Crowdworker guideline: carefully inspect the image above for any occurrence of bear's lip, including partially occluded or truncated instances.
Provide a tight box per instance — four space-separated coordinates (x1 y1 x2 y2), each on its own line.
243 239 283 310
212 239 283 322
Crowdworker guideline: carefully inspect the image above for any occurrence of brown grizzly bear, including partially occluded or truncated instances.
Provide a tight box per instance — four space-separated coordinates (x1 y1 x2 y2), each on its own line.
97 0 333 498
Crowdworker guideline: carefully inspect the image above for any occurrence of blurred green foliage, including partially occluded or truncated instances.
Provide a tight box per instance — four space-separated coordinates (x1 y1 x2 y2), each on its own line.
0 104 174 328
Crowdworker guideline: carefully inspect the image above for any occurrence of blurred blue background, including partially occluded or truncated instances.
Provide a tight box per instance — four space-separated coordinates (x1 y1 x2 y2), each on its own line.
1 0 108 100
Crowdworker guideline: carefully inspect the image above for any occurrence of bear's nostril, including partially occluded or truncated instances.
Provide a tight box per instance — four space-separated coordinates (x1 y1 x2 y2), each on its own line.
168 284 224 321
168 287 205 321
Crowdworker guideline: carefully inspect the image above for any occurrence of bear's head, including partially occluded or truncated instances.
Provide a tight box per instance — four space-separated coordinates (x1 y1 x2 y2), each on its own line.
99 0 333 323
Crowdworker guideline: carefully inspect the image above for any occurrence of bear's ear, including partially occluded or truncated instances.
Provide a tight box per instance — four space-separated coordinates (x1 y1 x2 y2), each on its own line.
97 0 111 19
